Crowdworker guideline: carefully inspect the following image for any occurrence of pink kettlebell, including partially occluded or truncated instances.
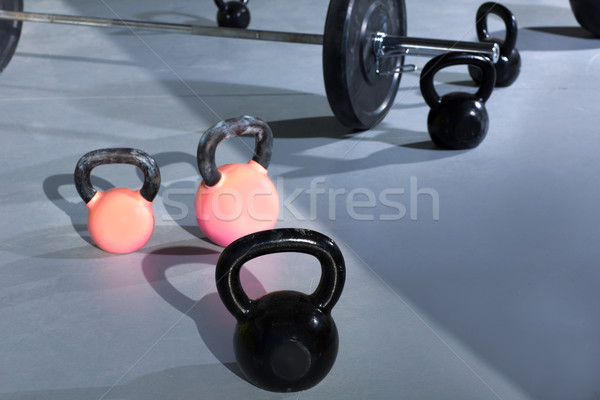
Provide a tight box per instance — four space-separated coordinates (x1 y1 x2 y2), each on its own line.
74 148 161 253
195 116 279 246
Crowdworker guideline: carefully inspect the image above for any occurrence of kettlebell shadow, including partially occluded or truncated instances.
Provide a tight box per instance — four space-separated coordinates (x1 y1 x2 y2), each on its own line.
141 245 269 380
148 151 207 240
268 117 468 179
150 151 198 170
42 173 114 245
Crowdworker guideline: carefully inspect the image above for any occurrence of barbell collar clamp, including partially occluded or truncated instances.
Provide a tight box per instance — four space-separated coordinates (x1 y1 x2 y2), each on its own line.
375 62 418 76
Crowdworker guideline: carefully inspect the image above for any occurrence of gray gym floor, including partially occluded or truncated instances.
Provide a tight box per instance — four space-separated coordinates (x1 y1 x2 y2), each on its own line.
1 0 599 399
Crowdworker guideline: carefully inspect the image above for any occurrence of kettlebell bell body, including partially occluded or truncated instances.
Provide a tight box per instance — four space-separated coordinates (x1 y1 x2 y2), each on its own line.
469 2 520 87
216 228 346 392
570 0 600 36
75 148 161 254
421 53 496 150
195 116 279 247
214 0 250 28
234 291 339 391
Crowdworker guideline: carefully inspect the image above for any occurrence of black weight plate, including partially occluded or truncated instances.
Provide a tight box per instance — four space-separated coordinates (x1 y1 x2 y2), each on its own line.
570 0 600 36
323 0 406 130
0 0 23 72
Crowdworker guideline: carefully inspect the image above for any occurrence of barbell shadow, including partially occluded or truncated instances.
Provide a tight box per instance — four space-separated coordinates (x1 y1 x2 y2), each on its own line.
68 80 322 132
400 141 446 150
65 75 479 150
103 12 215 37
390 100 423 110
135 11 214 26
141 245 270 382
267 116 355 139
520 26 600 51
268 115 432 145
14 51 141 67
271 141 463 180
526 26 597 39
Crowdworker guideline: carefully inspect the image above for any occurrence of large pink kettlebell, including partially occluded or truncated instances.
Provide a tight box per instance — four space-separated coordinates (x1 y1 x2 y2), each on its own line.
195 116 279 246
74 148 161 253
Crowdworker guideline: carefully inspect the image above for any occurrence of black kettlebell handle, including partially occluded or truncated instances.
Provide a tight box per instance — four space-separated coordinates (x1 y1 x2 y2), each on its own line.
420 53 496 108
475 2 518 57
197 116 273 187
74 148 161 204
216 228 346 320
214 0 248 12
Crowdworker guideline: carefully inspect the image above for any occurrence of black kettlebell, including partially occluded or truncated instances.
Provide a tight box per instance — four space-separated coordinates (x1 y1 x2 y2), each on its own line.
214 0 250 29
215 228 346 392
570 0 600 36
420 53 496 150
469 2 520 87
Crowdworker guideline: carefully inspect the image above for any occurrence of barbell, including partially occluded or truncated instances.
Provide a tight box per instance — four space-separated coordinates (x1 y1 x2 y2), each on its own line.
0 0 501 131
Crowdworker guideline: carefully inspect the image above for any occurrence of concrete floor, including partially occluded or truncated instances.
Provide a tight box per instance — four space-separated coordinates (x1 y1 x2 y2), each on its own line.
1 0 599 399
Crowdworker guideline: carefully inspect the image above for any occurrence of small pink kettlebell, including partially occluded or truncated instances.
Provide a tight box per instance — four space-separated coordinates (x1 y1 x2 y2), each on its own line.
74 148 161 253
195 116 279 246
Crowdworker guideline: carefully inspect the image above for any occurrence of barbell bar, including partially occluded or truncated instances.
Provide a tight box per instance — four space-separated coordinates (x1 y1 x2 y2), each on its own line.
0 9 325 44
0 9 498 55
0 0 501 130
